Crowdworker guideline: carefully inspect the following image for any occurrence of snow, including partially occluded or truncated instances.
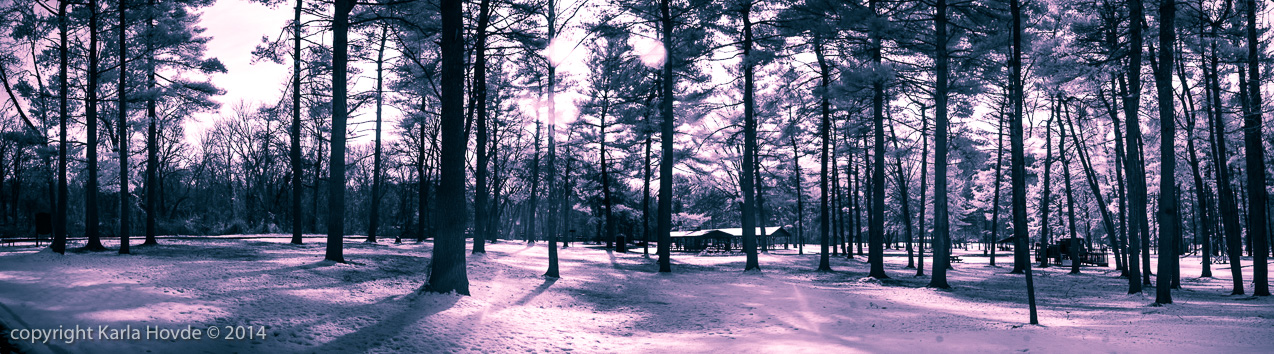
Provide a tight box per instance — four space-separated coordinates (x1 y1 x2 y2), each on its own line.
1 238 1272 353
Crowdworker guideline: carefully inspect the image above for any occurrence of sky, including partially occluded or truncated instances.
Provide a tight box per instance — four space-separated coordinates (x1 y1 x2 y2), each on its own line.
191 0 591 147
193 0 291 139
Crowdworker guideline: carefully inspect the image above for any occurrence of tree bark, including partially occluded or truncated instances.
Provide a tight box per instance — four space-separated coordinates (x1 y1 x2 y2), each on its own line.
471 0 493 253
144 0 158 246
1204 21 1243 295
84 0 105 251
118 0 130 255
426 0 470 294
1065 99 1120 276
815 35 832 272
928 0 949 286
53 0 68 254
888 122 915 269
1122 0 1148 294
791 123 804 255
657 0 675 273
324 0 355 263
738 1 759 270
1058 97 1080 275
988 107 1005 267
917 106 929 276
368 25 388 243
1242 0 1269 296
1009 0 1039 324
868 0 888 280
290 0 304 245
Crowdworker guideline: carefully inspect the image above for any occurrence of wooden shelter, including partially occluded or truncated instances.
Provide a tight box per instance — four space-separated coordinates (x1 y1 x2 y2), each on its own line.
670 226 793 253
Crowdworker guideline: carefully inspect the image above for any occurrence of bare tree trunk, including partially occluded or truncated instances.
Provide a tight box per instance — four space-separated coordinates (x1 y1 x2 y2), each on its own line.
888 118 914 269
643 134 652 256
868 0 888 280
52 0 68 254
600 89 619 252
144 0 158 246
815 35 832 272
928 0 949 286
739 2 759 270
368 25 388 243
425 0 470 294
527 121 541 244
471 0 493 253
916 106 928 276
831 134 841 256
1065 99 1120 276
84 0 105 251
1122 0 1148 294
1204 23 1243 294
988 106 1005 267
1242 0 1269 296
791 125 804 255
657 0 675 273
290 0 304 245
324 0 355 263
1009 0 1039 324
1058 97 1081 275
117 0 131 255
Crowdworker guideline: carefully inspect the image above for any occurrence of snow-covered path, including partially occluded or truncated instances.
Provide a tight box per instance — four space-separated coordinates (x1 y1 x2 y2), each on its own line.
0 238 1271 353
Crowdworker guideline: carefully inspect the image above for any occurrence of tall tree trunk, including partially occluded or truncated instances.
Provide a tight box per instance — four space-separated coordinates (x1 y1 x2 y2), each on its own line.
1009 0 1039 324
84 0 105 251
815 35 832 272
53 0 68 254
1242 0 1269 296
862 132 870 257
118 0 130 255
368 25 388 243
544 23 561 278
325 0 355 263
657 0 675 273
1188 123 1214 277
1066 99 1120 276
928 0 949 286
888 122 914 269
1176 31 1211 278
1101 72 1132 276
144 0 158 245
426 0 470 294
1153 0 1176 304
1031 107 1053 272
739 1 759 270
290 0 304 245
916 106 928 276
542 62 558 277
527 121 541 244
791 125 804 255
845 133 856 259
1058 98 1081 274
831 133 841 256
471 0 493 253
868 0 888 279
643 134 652 256
1122 0 1148 294
756 138 769 254
988 108 1005 267
600 91 619 252
1205 22 1243 294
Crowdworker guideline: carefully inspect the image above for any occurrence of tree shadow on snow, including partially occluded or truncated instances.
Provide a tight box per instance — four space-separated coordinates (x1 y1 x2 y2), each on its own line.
307 293 462 353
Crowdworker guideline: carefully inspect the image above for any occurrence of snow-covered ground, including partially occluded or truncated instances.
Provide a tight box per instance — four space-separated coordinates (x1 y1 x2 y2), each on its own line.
1 237 1271 353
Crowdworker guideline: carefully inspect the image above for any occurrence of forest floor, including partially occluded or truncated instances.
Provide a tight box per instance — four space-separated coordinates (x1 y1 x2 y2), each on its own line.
0 236 1271 353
